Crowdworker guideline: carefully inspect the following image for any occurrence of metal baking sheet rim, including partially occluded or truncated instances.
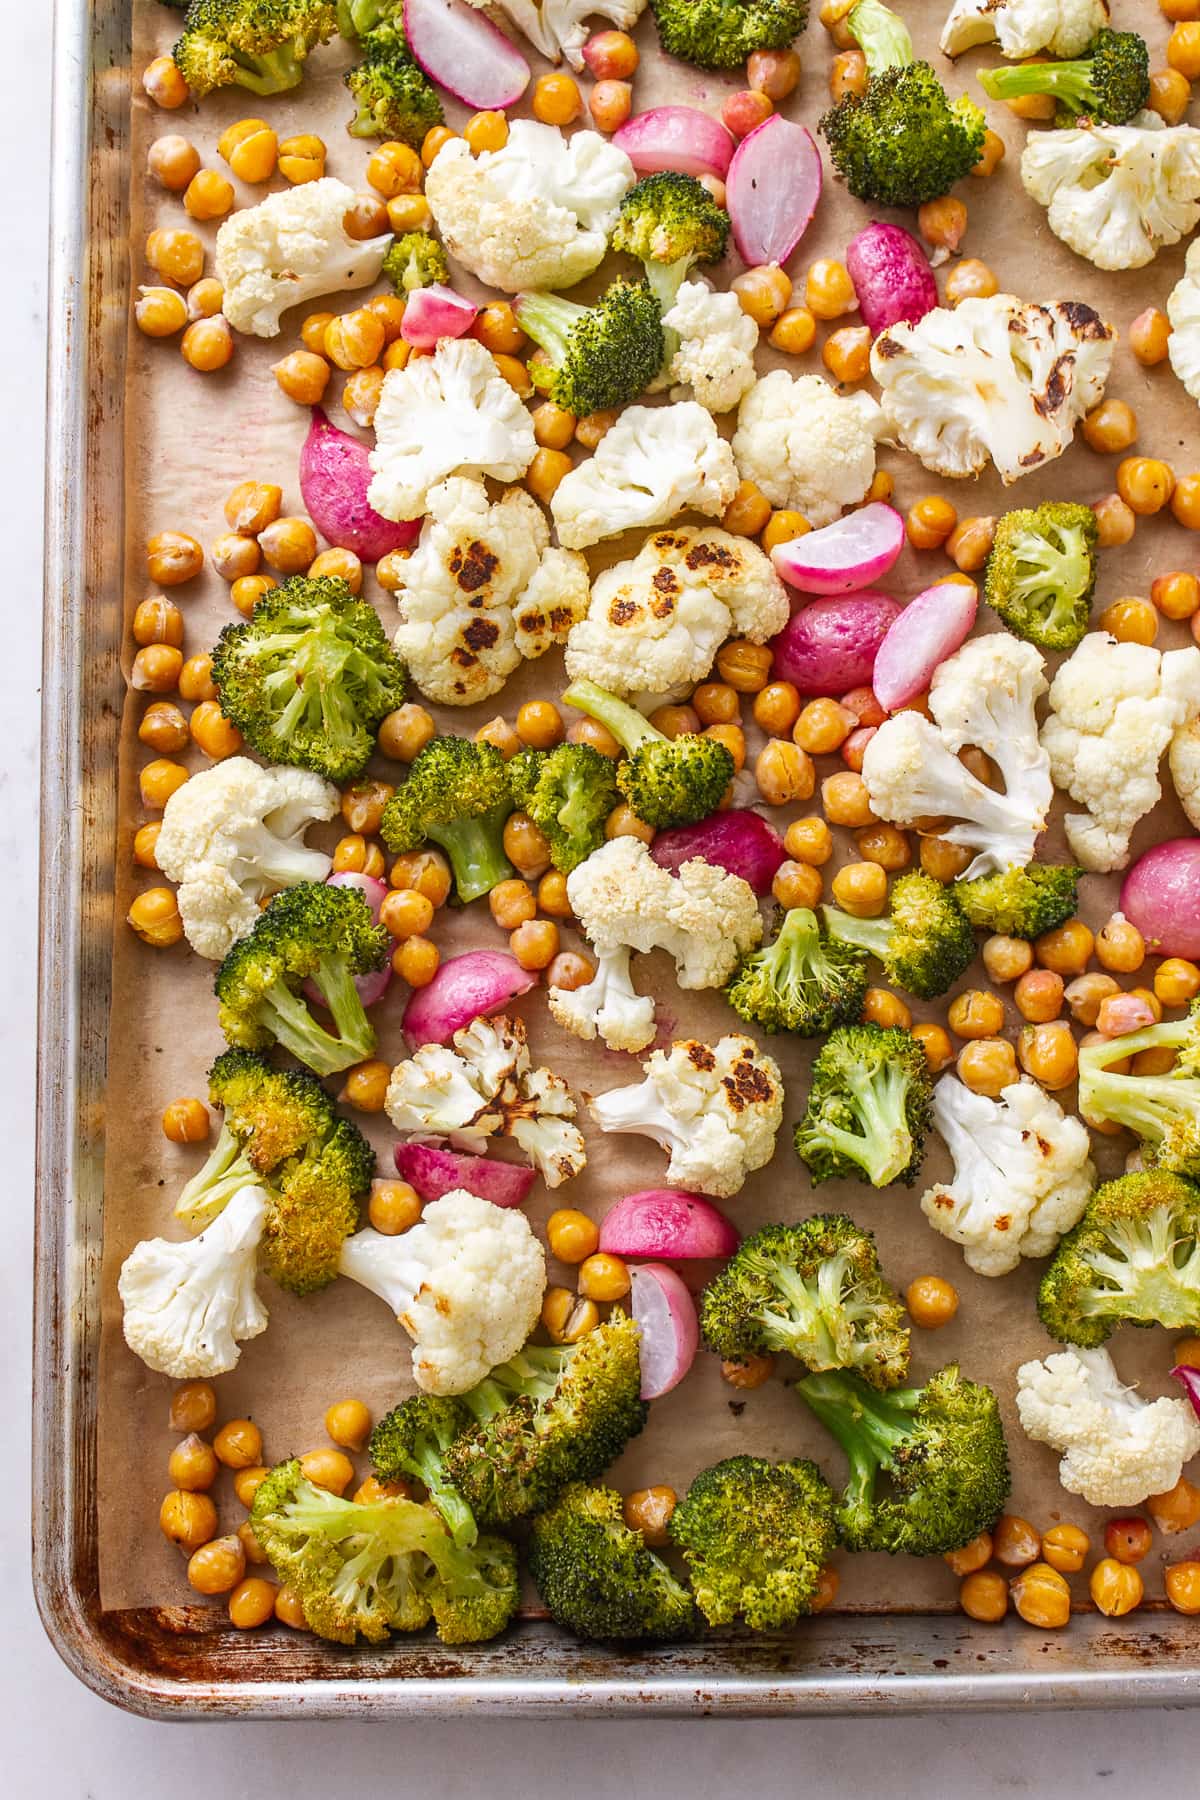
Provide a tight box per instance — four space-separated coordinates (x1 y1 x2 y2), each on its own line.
31 0 1200 1719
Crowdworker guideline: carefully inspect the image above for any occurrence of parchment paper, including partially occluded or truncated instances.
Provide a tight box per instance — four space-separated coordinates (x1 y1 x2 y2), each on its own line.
97 0 1200 1617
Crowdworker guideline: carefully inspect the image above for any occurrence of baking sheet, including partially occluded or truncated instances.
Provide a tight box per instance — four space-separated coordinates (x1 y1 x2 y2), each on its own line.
96 0 1200 1622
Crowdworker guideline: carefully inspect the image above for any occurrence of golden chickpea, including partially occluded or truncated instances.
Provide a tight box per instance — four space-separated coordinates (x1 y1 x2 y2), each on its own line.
1090 1558 1143 1618
720 1351 775 1389
190 701 243 761
1093 915 1145 974
944 1532 993 1577
947 989 1005 1039
829 47 867 99
501 813 552 882
1018 1021 1078 1091
1169 21 1200 77
574 409 619 450
946 515 996 573
140 52 188 109
394 935 440 986
131 643 184 695
863 988 911 1030
139 699 189 755
183 168 235 222
511 918 560 970
761 511 811 556
379 887 435 941
821 770 876 829
386 195 433 234
181 314 234 374
148 133 201 192
1094 494 1137 550
605 802 655 845
272 349 331 406
945 259 998 306
333 835 385 879
1173 1334 1200 1367
219 117 278 184
1163 0 1200 20
299 1448 356 1496
513 699 562 751
1040 1523 1090 1575
764 309 817 361
532 70 583 125
1117 456 1176 516
368 1178 422 1236
390 848 452 905
146 530 202 588
992 1514 1041 1569
981 935 1033 985
546 950 593 991
578 1252 631 1302
213 1419 262 1471
257 517 318 575
131 597 183 652
542 1287 600 1344
325 308 386 373
135 284 188 339
309 545 364 591
525 447 573 505
972 127 1006 177
754 739 815 807
1173 471 1200 531
169 1381 217 1437
1015 968 1065 1023
209 531 260 583
340 1059 391 1114
547 1209 600 1264
721 480 775 541
340 191 390 241
855 823 911 872
228 1577 277 1630
236 1520 267 1566
957 1037 1018 1097
906 496 957 551
781 817 831 866
232 1466 269 1511
830 860 888 917
805 258 857 321
139 759 189 809
772 859 823 911
1082 398 1138 456
365 293 407 345
128 887 184 948
340 778 393 837
168 1433 219 1492
188 1535 247 1596
731 265 793 328
489 878 537 931
589 79 633 133
960 1570 1009 1622
1130 306 1173 368
789 699 852 758
1099 596 1158 645
649 704 701 741
1152 572 1200 624
913 1021 954 1074
622 1485 678 1547
1034 919 1093 976
231 573 276 617
917 835 971 883
1156 958 1200 1005
159 1489 218 1553
162 1097 210 1145
374 703 433 765
530 401 576 451
689 684 737 729
905 1275 959 1329
367 140 424 197
1011 1562 1071 1629
324 1399 372 1454
1165 1561 1200 1615
1104 1516 1152 1565
275 1586 309 1628
918 196 968 256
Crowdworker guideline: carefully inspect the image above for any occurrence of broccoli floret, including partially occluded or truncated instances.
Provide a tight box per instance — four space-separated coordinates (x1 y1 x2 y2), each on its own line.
699 1215 910 1388
1076 1005 1200 1178
382 230 449 296
822 872 974 1001
563 678 734 830
369 1395 477 1547
795 1364 1010 1556
174 0 337 97
725 907 868 1037
344 19 443 143
819 0 986 207
528 1483 700 1641
444 1312 648 1528
983 504 1099 652
978 29 1149 126
336 0 397 35
1038 1171 1200 1347
611 173 729 364
508 744 620 874
795 1022 933 1189
214 882 388 1078
513 280 665 418
668 1456 837 1629
380 737 515 903
211 577 407 783
648 0 810 71
953 863 1081 940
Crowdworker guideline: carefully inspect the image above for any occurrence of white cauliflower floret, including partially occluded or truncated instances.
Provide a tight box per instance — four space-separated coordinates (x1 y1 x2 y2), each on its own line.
1021 120 1200 272
466 0 646 67
941 0 1108 59
547 945 657 1054
368 339 536 522
338 1191 545 1395
215 179 391 338
589 1034 783 1198
663 280 759 415
1169 716 1200 833
732 372 884 527
119 1185 269 1380
388 478 588 705
550 402 739 550
1041 633 1200 871
921 1077 1095 1277
385 1013 585 1188
1167 238 1200 405
870 294 1114 483
154 758 337 960
1016 1344 1200 1508
564 524 788 698
929 634 1052 805
425 122 634 293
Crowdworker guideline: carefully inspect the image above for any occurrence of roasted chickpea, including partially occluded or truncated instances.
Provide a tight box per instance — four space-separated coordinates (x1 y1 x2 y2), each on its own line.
960 1570 1008 1622
132 822 162 870
1150 65 1193 124
511 918 559 970
770 859 822 911
783 816 833 866
945 259 998 306
340 1059 391 1114
138 704 188 757
830 860 887 917
168 1434 219 1493
1172 472 1200 530
324 1399 371 1454
1018 1021 1078 1091
147 530 203 587
532 70 583 125
1014 968 1065 1024
918 195 967 254
622 1485 677 1546
792 697 854 756
722 88 773 137
992 1514 1041 1570
905 1275 958 1329
1082 398 1138 455
1155 958 1200 1005
1165 1561 1200 1615
1104 1517 1153 1565
299 1448 356 1496
982 935 1034 984
190 701 243 761
135 286 188 338
368 1178 422 1236
1152 571 1200 624
731 265 793 328
131 643 184 693
957 1037 1018 1097
258 517 318 574
1041 1523 1090 1575
716 638 773 694
1099 596 1158 645
971 127 1006 177
755 740 815 807
918 835 972 883
389 848 452 906
524 447 572 505
945 1532 993 1577
589 77 633 133
913 1021 954 1074
1169 21 1200 78
948 989 1005 1040
159 1490 218 1553
1011 1562 1071 1629
1090 1558 1143 1618
546 1209 600 1265
188 1536 247 1596
720 1352 774 1389
545 950 593 992
946 515 996 573
209 531 260 582
577 1252 631 1302
395 936 440 987
863 988 911 1030
541 1287 600 1344
333 835 385 879
379 888 435 941
162 1097 210 1144
1117 456 1175 515
767 307 817 356
230 573 276 617
906 496 957 550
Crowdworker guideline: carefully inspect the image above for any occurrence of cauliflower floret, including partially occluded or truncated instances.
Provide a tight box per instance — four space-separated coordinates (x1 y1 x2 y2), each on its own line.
1167 237 1200 405
1016 1344 1200 1507
466 0 646 67
871 294 1114 483
338 1191 546 1394
547 945 657 1054
154 758 337 960
550 402 739 550
732 372 884 528
368 339 537 522
215 179 391 338
1169 715 1200 832
1041 633 1200 871
921 1077 1096 1277
589 1034 784 1199
387 478 588 705
1021 120 1200 272
663 280 759 415
940 0 1109 59
119 1185 269 1380
564 524 788 698
425 122 634 293
929 634 1052 803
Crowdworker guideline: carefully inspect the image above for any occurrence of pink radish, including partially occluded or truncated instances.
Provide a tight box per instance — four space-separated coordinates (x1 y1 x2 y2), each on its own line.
1121 842 1200 958
613 106 735 178
394 1141 536 1209
845 223 938 333
650 810 785 895
726 116 822 267
299 409 420 563
771 503 905 596
771 592 901 696
1171 1363 1200 1422
630 1263 699 1399
400 284 479 349
403 0 531 109
600 1191 740 1259
401 950 537 1047
871 581 978 713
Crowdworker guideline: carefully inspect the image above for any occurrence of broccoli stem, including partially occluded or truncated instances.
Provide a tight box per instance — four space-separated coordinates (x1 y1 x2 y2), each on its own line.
230 45 306 96
426 806 515 904
311 952 377 1063
795 1370 918 1526
259 977 374 1078
175 1123 258 1228
978 61 1094 110
408 1451 479 1549
513 293 589 371
822 907 893 964
459 1347 567 1423
563 680 662 755
848 0 914 75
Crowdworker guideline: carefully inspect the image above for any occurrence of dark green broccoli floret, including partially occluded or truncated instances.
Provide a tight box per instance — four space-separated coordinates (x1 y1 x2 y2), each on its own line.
513 280 665 418
611 173 729 364
819 1 986 207
795 1022 933 1189
369 1395 477 1547
336 0 397 35
380 737 515 903
444 1312 648 1528
978 29 1149 126
649 0 809 71
174 0 337 97
382 230 449 295
953 863 1081 940
251 1460 518 1645
528 1483 700 1641
699 1215 910 1388
983 504 1099 652
1038 1171 1200 1347
669 1456 837 1629
508 744 620 874
563 678 734 830
822 871 975 1001
211 577 407 783
344 19 443 144
725 907 868 1037
214 882 388 1078
795 1364 1010 1556
1076 1005 1200 1179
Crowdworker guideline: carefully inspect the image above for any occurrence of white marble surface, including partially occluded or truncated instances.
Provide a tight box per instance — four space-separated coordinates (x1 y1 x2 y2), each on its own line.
4 10 1199 1789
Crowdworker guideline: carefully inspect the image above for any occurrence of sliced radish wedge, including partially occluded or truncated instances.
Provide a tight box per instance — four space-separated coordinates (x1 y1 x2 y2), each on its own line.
1171 1363 1200 1422
727 116 822 268
400 283 479 349
772 503 905 596
600 1191 740 1260
872 581 978 713
299 409 421 563
394 1141 536 1209
401 950 537 1048
650 810 785 895
613 106 735 178
403 0 530 108
630 1263 699 1399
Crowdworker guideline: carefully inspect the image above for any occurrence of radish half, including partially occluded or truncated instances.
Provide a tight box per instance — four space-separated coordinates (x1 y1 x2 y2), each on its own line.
871 581 979 713
613 106 735 178
299 409 420 563
771 503 905 596
650 810 786 894
630 1263 699 1399
1121 841 1200 958
394 1141 536 1209
401 950 537 1047
726 116 822 268
400 284 479 348
600 1191 740 1259
403 0 531 108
